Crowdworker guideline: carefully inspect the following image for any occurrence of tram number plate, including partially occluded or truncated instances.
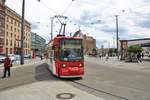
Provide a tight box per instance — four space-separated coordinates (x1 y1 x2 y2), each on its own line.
72 67 78 71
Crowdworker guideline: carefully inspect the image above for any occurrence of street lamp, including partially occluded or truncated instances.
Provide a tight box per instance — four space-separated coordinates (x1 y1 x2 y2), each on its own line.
115 15 119 60
20 0 40 65
20 0 25 65
114 10 126 60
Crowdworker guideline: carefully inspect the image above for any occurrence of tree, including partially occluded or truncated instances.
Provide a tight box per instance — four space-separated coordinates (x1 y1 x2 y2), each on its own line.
126 45 143 62
108 48 117 56
92 48 97 56
127 45 143 54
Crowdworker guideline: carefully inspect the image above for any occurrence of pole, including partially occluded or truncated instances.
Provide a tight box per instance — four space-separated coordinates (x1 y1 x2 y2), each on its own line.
63 23 66 35
59 24 63 35
50 17 53 40
115 15 119 60
20 0 25 65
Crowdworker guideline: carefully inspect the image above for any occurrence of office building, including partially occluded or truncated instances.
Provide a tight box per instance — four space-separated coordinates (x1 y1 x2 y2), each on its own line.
0 0 31 55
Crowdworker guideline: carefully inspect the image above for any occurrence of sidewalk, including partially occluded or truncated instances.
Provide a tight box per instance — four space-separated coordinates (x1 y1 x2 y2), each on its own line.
85 56 150 72
0 58 105 100
0 81 104 100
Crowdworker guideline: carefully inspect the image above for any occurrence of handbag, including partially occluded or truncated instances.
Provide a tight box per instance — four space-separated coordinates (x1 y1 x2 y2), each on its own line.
9 63 13 67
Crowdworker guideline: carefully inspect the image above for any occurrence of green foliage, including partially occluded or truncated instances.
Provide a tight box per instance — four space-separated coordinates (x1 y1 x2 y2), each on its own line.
92 48 97 55
127 45 143 54
108 48 117 54
92 48 97 52
108 48 113 54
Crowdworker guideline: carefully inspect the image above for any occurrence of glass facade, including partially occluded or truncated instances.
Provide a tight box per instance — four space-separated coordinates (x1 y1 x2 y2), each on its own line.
31 32 46 56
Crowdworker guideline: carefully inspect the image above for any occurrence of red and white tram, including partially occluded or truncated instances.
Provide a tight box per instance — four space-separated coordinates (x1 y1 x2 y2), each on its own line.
47 35 84 78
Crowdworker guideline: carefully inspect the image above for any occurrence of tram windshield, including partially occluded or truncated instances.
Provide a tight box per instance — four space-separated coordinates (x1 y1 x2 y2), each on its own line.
61 39 83 61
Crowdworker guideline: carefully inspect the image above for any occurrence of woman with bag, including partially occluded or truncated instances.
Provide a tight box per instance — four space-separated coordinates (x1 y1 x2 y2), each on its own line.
1 55 12 78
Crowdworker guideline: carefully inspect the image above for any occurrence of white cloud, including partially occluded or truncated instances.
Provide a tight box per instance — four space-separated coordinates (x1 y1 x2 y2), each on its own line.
5 0 150 48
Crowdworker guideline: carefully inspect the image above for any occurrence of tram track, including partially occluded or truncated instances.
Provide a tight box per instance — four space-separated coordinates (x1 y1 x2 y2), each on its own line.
69 80 129 100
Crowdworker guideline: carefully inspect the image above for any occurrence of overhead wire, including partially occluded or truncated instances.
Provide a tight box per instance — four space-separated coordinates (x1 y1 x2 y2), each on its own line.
37 0 60 15
62 0 74 15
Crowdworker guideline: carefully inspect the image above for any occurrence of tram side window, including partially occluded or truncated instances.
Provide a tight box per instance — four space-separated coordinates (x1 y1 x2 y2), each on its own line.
54 48 59 60
54 51 56 60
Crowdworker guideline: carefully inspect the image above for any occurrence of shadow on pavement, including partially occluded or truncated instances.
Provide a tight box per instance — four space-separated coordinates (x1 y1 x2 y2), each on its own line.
60 77 83 82
35 63 59 81
0 62 82 91
35 63 82 82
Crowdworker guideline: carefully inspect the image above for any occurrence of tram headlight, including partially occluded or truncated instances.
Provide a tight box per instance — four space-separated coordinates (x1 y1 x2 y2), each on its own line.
61 64 66 68
79 63 83 67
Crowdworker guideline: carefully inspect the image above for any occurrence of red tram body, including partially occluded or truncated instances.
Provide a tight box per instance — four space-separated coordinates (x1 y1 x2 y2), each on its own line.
47 35 84 78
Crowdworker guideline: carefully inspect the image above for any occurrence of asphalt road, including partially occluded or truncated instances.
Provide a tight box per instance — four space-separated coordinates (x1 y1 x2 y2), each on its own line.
0 57 150 100
72 56 150 100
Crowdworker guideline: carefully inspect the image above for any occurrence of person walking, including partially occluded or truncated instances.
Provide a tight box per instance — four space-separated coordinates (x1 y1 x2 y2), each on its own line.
1 55 12 78
137 53 142 63
40 55 43 60
141 53 144 59
99 54 102 59
105 53 109 61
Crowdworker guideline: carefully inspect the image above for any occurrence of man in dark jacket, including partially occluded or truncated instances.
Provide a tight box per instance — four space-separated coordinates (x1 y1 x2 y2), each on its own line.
1 55 12 78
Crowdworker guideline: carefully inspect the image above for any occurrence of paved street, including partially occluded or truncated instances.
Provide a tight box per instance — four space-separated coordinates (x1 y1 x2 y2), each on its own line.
0 59 104 100
76 56 150 100
0 57 150 100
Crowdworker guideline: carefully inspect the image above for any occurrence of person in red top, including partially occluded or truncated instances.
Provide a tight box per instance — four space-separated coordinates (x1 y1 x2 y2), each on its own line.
2 55 12 78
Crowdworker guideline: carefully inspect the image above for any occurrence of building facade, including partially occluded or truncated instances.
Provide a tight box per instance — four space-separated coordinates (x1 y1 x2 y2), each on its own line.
73 30 96 54
0 0 31 55
83 35 96 54
120 38 150 59
0 0 5 53
120 40 128 59
31 32 46 57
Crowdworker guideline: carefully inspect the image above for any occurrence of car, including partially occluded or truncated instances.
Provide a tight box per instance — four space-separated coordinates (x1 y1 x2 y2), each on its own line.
0 55 6 63
24 54 31 58
8 54 16 62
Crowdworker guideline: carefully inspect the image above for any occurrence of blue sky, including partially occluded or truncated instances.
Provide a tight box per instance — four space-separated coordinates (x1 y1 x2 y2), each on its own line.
6 0 150 48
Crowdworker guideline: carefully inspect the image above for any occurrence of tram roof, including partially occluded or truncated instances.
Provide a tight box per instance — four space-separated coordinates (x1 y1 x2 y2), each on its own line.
54 35 82 40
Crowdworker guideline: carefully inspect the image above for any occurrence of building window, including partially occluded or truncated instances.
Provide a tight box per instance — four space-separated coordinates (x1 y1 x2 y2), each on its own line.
6 25 8 29
7 17 9 22
18 42 19 47
14 41 16 47
6 48 8 54
15 21 16 26
6 32 8 36
26 43 27 48
10 40 12 46
10 48 12 54
11 26 13 31
6 39 8 45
